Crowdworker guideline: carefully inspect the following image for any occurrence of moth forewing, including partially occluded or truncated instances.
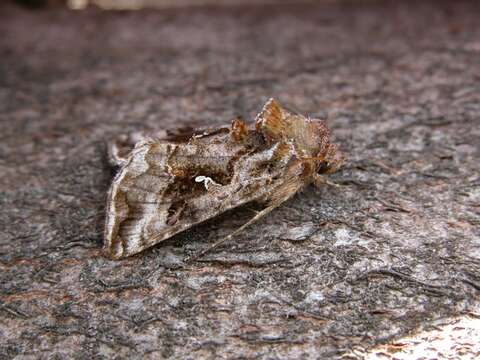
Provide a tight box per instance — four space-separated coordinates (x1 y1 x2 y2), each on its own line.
104 133 294 259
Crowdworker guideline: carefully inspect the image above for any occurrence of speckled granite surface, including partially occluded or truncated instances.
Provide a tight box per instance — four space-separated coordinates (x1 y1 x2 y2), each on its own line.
1 1 479 358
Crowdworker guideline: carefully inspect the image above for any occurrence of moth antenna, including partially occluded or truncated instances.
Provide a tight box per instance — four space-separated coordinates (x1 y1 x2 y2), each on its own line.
186 201 283 263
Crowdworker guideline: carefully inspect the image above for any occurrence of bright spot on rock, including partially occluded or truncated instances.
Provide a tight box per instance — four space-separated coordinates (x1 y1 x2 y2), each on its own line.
305 291 325 304
334 228 351 246
283 222 316 241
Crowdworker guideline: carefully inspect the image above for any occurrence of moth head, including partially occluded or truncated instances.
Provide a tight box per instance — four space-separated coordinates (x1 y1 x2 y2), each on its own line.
300 119 344 174
316 143 344 174
255 99 343 171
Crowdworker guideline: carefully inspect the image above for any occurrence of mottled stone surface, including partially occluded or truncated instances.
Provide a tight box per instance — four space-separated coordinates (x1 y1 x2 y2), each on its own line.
1 1 479 359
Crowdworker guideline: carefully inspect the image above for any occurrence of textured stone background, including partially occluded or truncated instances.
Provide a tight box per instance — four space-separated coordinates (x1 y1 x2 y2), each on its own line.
1 1 479 359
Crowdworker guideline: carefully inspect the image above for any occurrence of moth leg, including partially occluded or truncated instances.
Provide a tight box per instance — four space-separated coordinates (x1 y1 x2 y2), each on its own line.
313 174 342 189
186 202 281 263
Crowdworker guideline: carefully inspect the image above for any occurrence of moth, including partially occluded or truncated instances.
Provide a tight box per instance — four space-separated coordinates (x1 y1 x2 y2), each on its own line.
104 98 343 259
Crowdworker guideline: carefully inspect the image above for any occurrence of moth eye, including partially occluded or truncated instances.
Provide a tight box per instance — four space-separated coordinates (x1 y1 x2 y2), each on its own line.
317 162 330 173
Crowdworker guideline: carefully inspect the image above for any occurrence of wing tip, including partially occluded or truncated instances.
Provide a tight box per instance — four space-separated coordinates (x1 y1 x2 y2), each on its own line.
102 235 126 260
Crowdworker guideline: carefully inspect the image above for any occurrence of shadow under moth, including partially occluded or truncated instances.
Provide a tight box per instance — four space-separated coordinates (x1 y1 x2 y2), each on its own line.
104 98 343 260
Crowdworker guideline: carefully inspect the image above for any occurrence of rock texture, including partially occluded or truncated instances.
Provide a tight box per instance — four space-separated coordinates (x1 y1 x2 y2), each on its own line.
1 1 479 359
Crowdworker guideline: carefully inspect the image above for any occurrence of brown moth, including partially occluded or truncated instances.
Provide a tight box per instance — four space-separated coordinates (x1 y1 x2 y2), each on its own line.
104 98 343 259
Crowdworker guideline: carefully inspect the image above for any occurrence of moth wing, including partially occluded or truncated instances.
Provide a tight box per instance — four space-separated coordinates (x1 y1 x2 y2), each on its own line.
107 126 231 167
104 138 275 259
